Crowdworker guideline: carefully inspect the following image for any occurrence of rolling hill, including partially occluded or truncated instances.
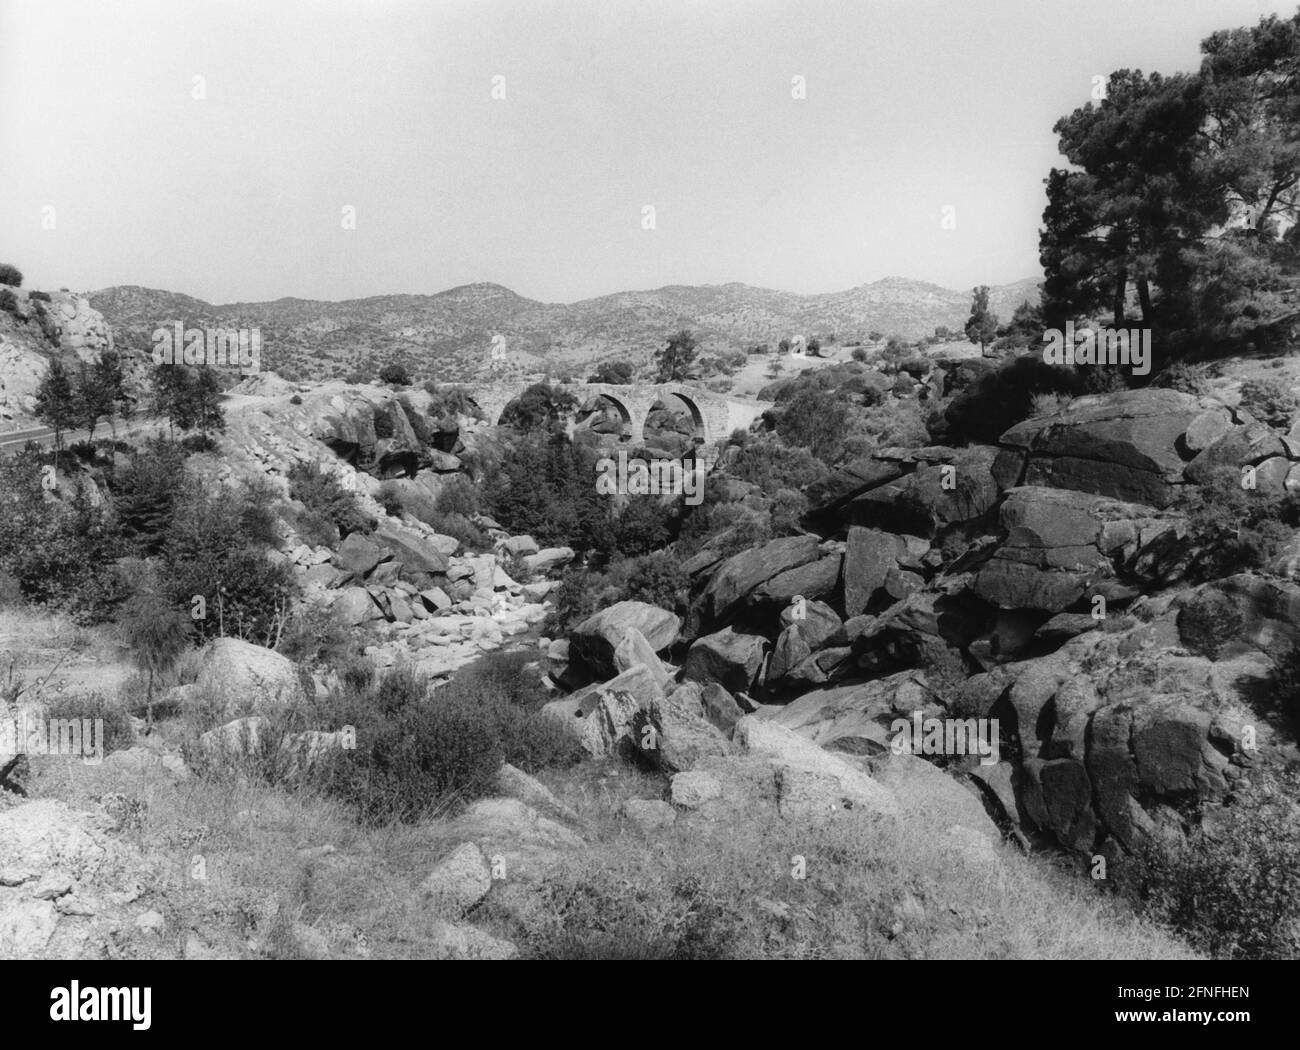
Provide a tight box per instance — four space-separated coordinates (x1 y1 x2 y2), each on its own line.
89 276 1041 383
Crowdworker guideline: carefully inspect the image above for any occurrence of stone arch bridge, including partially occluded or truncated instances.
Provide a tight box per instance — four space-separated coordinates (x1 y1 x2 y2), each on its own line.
466 382 771 455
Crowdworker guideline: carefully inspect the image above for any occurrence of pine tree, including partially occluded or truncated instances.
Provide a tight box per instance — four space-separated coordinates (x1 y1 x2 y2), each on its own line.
34 359 77 457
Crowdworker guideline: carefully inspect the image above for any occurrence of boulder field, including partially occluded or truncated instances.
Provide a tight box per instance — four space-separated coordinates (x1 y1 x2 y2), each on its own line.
547 387 1300 865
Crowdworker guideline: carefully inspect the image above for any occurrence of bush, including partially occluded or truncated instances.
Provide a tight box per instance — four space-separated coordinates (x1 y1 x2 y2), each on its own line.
1238 377 1300 429
1030 392 1073 417
1136 770 1300 960
290 394 303 405
276 604 358 669
378 363 411 386
287 461 374 539
318 658 578 824
377 481 405 517
0 264 22 287
435 475 480 518
41 691 135 755
180 433 218 454
776 390 849 464
1176 590 1243 660
730 436 830 497
1266 643 1300 736
1153 362 1211 395
623 551 690 618
589 361 634 384
1178 469 1296 580
0 288 18 315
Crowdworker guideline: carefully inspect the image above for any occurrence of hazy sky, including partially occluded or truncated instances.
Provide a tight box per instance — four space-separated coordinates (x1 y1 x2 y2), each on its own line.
0 0 1293 304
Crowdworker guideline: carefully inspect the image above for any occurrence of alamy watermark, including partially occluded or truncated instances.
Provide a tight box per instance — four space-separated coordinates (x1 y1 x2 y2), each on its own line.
0 715 105 763
1042 321 1151 376
152 323 261 375
889 713 1000 765
595 450 704 506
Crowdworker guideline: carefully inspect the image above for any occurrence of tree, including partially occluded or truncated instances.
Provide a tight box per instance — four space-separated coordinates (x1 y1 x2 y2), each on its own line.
588 361 634 384
74 363 112 441
965 286 999 356
500 382 577 433
152 365 224 436
379 362 411 386
92 350 129 440
34 360 77 455
0 264 21 287
655 329 698 382
192 367 226 434
119 592 192 724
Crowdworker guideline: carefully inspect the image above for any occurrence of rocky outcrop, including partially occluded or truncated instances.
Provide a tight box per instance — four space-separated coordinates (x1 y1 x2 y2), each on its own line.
995 389 1228 507
972 486 1185 614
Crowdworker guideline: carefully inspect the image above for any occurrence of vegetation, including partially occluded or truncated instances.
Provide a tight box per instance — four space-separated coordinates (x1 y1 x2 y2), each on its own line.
655 329 698 383
1135 770 1300 960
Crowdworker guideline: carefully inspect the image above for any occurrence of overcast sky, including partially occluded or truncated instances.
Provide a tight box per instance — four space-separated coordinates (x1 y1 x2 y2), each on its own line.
0 0 1293 304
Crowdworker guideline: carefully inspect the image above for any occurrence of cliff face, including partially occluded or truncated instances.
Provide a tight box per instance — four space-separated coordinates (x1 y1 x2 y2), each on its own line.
0 288 113 420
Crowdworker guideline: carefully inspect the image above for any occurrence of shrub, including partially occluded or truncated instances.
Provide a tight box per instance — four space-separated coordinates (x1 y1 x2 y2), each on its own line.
589 361 634 384
41 691 135 755
377 481 405 517
1030 392 1073 417
435 475 480 518
1266 643 1300 736
1136 770 1300 960
622 551 690 618
431 511 487 552
287 461 374 539
941 355 1086 443
378 363 411 386
1238 377 1300 429
290 394 303 405
769 487 807 536
1177 590 1243 660
318 659 577 824
276 604 358 669
180 433 218 454
0 264 22 287
1154 362 1211 395
1178 469 1296 580
776 390 849 464
730 436 830 497
0 288 18 315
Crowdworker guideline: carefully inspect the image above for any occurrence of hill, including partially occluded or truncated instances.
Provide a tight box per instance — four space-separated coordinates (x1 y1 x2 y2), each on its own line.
88 277 1041 384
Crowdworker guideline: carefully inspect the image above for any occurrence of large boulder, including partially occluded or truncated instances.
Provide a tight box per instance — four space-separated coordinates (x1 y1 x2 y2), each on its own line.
373 521 450 575
842 527 907 617
683 627 768 694
569 601 681 679
971 487 1184 614
997 389 1220 508
702 536 821 624
846 447 1001 538
332 586 385 625
194 638 306 715
734 717 898 820
333 532 386 578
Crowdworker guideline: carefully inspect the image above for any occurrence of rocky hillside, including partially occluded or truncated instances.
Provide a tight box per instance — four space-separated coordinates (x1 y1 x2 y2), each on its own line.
87 277 1040 383
0 288 114 421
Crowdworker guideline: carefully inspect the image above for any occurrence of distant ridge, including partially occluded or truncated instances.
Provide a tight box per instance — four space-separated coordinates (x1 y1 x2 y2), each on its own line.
89 275 1041 379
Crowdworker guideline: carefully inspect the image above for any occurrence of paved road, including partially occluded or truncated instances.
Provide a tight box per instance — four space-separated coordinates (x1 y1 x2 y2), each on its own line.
0 421 164 454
